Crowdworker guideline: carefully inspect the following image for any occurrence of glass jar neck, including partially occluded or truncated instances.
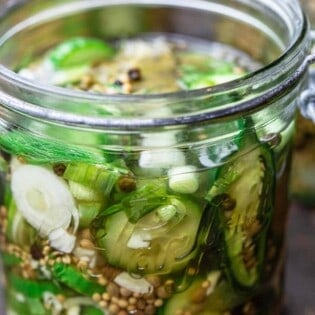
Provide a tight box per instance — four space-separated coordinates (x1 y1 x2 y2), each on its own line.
0 0 311 130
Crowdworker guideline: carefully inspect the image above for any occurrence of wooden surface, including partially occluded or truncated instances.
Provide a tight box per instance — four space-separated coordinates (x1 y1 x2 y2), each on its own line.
284 0 315 311
284 202 315 315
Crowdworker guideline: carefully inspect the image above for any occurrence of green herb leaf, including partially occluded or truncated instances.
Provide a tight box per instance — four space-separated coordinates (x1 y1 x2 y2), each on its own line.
64 163 125 196
0 130 105 164
52 262 104 296
9 274 60 298
123 182 168 223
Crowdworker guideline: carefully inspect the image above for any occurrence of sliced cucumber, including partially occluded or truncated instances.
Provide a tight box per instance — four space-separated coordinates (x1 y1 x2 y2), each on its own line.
94 197 202 274
207 130 275 289
47 37 116 69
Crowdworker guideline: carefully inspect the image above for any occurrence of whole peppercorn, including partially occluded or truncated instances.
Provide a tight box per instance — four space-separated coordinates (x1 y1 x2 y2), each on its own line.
213 193 236 212
117 175 137 193
53 163 66 176
127 68 142 81
30 243 44 260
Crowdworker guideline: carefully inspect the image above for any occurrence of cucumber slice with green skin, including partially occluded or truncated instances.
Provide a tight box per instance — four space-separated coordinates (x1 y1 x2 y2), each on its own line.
47 37 116 69
207 130 275 289
94 197 202 275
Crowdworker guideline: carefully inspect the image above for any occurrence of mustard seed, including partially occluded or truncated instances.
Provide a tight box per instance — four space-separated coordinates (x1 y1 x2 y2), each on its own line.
128 297 137 305
120 287 132 298
92 293 101 302
117 298 128 309
99 300 108 308
154 299 163 308
108 303 120 314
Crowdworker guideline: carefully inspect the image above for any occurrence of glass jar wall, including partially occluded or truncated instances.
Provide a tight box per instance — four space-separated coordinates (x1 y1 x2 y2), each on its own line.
0 1 313 314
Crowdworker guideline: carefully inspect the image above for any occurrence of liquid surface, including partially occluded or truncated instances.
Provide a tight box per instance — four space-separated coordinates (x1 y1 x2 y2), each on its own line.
18 35 254 94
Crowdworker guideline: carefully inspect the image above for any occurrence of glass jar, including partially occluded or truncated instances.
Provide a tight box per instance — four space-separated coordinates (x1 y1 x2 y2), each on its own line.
0 1 314 315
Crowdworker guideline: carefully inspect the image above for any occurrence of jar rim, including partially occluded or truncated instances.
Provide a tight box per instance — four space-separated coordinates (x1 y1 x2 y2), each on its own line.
0 0 311 129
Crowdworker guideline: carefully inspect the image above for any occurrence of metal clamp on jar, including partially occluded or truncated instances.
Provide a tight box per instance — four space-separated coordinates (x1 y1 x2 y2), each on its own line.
292 28 315 205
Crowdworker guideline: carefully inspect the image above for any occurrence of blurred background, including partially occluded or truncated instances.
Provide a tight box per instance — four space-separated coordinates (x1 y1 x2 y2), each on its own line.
284 2 315 315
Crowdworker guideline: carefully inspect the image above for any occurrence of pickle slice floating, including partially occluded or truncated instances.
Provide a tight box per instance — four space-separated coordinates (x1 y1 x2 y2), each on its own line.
207 127 275 289
93 197 202 275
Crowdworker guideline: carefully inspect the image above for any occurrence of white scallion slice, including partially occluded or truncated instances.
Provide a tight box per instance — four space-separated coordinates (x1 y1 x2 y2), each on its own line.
127 231 152 249
168 165 199 194
139 149 185 169
68 181 103 202
10 156 25 173
11 165 79 237
63 297 95 309
43 292 63 314
73 246 97 269
205 271 221 296
156 204 178 222
48 228 76 253
66 306 80 315
114 272 153 294
141 130 178 147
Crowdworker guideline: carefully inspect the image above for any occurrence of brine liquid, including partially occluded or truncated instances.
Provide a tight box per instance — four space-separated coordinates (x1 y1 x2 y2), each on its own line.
0 34 291 315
